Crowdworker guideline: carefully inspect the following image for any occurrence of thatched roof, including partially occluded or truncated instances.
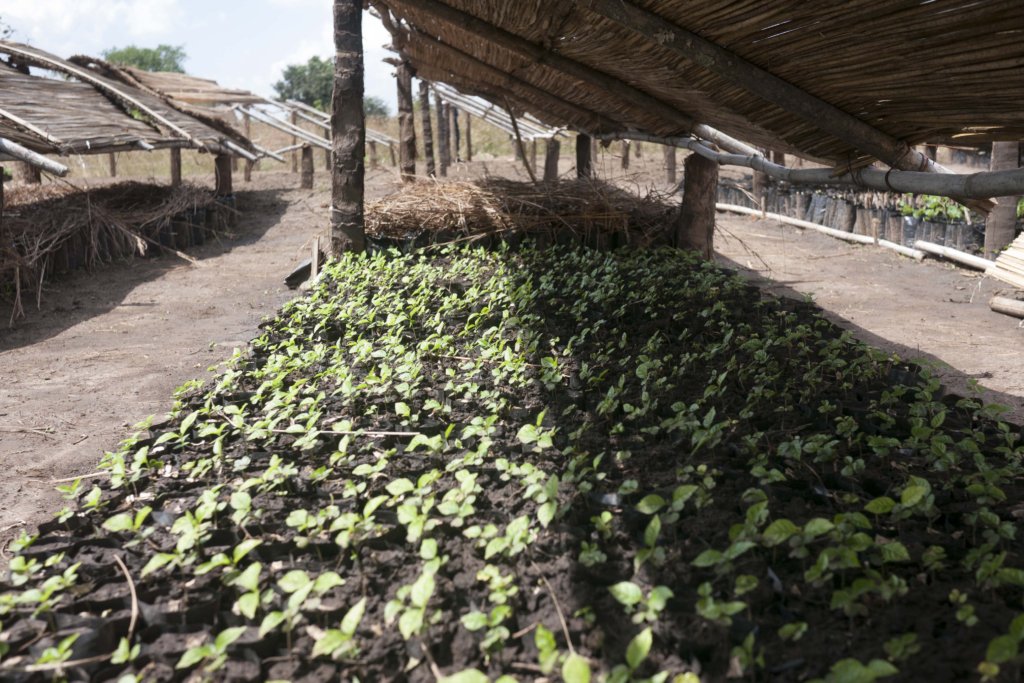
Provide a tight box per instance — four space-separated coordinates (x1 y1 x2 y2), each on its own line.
374 0 1024 169
100 67 265 107
0 41 255 158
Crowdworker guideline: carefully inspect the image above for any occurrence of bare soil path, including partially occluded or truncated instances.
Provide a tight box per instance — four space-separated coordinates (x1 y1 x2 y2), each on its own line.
1 162 1021 561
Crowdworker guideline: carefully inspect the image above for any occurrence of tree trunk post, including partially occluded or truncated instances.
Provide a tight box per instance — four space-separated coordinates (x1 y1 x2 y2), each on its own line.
621 141 630 170
419 81 436 177
576 133 592 178
170 148 182 187
329 0 366 254
664 145 676 185
436 94 449 176
675 152 718 259
396 59 416 182
290 111 299 173
543 137 560 182
108 153 117 178
214 153 233 196
301 144 314 189
243 111 254 182
465 113 472 162
985 142 1021 258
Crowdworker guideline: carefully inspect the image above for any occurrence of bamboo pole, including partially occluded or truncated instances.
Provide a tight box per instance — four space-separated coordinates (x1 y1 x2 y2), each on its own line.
436 93 449 176
290 110 299 173
506 101 537 184
718 203 925 260
465 113 472 162
0 138 68 176
989 296 1024 320
245 108 331 150
243 111 253 182
914 240 994 271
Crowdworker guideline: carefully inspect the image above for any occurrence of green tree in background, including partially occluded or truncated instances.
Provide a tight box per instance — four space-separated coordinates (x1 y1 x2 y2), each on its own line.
274 55 391 117
102 44 187 72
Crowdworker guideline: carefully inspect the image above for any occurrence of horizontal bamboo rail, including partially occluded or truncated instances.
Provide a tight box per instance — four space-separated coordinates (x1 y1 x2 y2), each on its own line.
913 240 994 271
0 137 69 175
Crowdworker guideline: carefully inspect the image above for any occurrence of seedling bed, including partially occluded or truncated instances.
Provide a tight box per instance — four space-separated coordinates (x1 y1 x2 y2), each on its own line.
2 245 1023 683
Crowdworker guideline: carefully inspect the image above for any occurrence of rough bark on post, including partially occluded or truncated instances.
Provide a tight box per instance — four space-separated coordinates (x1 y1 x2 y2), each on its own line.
675 152 718 259
170 148 182 187
621 141 630 169
243 111 253 182
290 111 299 173
214 153 233 196
449 106 459 162
985 142 1021 258
465 113 472 162
664 145 676 185
436 93 449 176
301 145 314 189
576 133 592 179
108 153 117 178
419 81 436 177
530 139 538 175
543 138 560 182
14 162 40 185
396 59 416 182
329 0 366 254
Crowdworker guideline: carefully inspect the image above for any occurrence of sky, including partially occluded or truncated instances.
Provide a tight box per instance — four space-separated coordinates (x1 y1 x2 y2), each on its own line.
0 0 398 111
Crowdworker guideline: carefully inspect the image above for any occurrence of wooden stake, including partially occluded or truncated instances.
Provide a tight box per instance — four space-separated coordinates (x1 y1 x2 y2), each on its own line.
664 145 676 185
436 93 449 176
465 113 472 162
290 110 299 173
675 152 717 259
329 0 366 254
576 133 592 179
311 235 321 280
505 101 537 184
301 144 314 189
419 80 436 177
243 111 253 182
369 140 379 169
449 105 459 162
108 153 117 178
985 142 1021 258
170 147 182 187
396 58 416 182
544 137 560 181
621 141 630 170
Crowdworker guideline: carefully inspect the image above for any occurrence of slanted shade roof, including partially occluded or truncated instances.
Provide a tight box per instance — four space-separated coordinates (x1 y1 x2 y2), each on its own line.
0 64 171 155
0 41 255 156
375 0 1024 167
105 67 265 107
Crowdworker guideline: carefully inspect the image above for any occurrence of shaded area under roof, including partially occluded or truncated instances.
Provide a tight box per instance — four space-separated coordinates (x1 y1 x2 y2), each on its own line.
376 0 1024 167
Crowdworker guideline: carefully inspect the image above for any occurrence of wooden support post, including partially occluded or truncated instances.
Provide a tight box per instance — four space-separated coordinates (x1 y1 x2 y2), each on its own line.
324 148 331 171
576 133 592 179
664 145 676 185
436 94 449 176
420 81 436 177
243 111 253 182
985 142 1021 258
396 59 416 182
290 111 299 173
621 141 630 170
14 162 41 185
369 141 379 169
388 143 397 167
507 103 538 184
752 162 768 215
108 153 117 178
530 139 538 175
634 141 642 159
465 113 472 162
329 0 366 254
675 152 718 259
301 144 314 189
544 138 561 182
231 155 238 172
449 105 459 162
170 147 182 187
214 153 233 196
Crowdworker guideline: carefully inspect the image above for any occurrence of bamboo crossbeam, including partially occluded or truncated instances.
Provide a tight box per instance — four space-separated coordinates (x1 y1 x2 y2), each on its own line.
434 84 555 139
602 132 1024 201
242 108 332 150
989 296 1024 319
252 143 286 162
0 137 69 176
273 143 306 156
285 99 327 119
221 139 259 162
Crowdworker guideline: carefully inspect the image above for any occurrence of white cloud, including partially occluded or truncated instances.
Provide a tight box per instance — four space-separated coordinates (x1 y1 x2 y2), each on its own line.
0 0 182 46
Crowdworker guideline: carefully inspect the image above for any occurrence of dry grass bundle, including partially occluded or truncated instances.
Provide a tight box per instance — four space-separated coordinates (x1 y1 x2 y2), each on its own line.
1 182 226 324
366 177 676 247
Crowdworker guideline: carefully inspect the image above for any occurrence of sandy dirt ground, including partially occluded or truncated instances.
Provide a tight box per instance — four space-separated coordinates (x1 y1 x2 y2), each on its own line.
1 158 1021 562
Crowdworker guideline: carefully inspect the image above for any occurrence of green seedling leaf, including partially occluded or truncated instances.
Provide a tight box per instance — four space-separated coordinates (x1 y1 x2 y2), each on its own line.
804 518 834 538
395 401 411 417
986 635 1019 665
439 670 489 683
460 611 489 631
259 611 286 637
538 501 557 528
901 485 927 507
762 519 799 546
341 597 367 635
230 562 262 592
313 571 345 593
214 626 247 652
176 644 211 670
692 549 723 567
278 570 311 593
141 552 177 577
562 653 592 683
879 541 911 563
609 581 643 606
386 478 416 497
778 621 808 641
233 539 262 564
644 515 662 547
864 497 896 515
637 494 665 514
626 628 653 670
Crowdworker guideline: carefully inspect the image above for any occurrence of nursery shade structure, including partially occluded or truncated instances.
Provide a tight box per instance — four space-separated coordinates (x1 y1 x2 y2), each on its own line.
0 41 256 159
373 0 1024 173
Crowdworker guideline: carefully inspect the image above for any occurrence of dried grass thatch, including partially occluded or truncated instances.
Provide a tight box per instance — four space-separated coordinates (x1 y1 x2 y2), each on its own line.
366 177 676 247
0 182 230 324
